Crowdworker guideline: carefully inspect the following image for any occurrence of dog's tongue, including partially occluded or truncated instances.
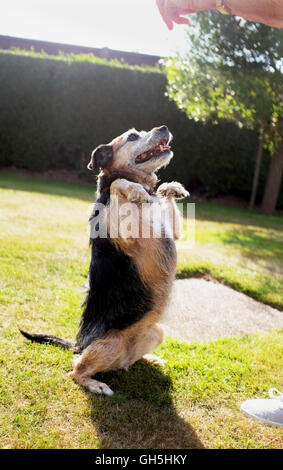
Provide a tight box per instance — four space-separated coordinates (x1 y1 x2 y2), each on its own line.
145 143 170 156
136 140 171 163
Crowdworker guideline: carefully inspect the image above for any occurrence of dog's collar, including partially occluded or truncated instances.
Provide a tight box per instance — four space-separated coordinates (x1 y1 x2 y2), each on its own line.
100 186 111 194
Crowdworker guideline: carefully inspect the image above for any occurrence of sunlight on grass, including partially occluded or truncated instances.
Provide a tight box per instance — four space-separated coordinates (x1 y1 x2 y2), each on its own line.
0 171 282 449
179 206 283 309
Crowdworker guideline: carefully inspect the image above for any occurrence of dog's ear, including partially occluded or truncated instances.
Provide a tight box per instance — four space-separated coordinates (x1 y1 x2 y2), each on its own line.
88 144 113 171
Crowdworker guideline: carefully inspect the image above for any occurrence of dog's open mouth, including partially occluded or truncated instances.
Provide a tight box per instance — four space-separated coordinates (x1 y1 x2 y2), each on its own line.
135 139 171 164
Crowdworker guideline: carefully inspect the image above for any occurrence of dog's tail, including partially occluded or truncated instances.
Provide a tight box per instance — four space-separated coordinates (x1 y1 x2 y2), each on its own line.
19 329 80 353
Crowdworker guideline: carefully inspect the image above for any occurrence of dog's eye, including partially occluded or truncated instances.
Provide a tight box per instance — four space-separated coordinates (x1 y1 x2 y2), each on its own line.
127 133 139 142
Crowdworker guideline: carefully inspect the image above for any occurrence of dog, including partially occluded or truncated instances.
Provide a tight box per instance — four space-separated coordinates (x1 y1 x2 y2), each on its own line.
20 125 189 395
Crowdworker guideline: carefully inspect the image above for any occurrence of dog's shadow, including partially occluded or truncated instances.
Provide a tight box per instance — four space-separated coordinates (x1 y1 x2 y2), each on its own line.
86 359 204 449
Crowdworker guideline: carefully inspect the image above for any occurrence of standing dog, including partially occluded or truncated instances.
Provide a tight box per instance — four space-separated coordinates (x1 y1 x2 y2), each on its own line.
20 125 189 395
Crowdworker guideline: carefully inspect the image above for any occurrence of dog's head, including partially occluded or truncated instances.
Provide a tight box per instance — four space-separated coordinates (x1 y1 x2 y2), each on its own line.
88 126 173 175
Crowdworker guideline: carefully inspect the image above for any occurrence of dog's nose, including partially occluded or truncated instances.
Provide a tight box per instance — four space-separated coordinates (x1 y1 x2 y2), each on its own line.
157 125 168 133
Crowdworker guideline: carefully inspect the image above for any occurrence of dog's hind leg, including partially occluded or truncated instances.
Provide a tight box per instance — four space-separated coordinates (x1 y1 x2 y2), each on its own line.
68 332 125 396
141 325 166 366
127 323 165 367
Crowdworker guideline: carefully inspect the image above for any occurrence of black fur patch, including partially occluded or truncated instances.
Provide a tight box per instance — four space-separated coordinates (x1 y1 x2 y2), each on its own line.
76 187 153 351
88 144 113 171
19 329 79 352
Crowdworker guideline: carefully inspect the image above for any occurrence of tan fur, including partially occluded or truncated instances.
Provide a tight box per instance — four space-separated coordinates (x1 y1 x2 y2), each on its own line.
69 315 164 395
69 127 188 395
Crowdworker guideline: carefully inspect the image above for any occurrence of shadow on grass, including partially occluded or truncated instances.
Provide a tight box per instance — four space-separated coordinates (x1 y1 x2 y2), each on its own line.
0 170 96 202
86 360 204 449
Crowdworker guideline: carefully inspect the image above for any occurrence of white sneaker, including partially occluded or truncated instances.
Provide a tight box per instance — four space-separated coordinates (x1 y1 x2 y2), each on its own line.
240 388 283 428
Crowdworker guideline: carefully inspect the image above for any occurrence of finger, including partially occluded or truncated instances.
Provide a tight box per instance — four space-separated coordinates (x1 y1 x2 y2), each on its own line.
163 15 174 29
171 15 190 24
166 3 192 22
166 18 174 29
168 4 193 26
156 0 174 29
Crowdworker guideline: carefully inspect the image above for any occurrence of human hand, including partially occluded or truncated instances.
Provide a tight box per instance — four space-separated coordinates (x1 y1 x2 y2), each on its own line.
156 0 283 29
156 0 196 30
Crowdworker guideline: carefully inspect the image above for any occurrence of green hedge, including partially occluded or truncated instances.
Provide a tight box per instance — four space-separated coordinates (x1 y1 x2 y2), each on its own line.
0 50 281 207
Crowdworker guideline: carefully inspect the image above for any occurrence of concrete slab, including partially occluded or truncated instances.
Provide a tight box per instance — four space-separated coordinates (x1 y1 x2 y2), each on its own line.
161 278 283 343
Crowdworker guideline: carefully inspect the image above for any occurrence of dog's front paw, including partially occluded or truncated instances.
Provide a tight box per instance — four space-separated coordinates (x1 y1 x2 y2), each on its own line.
111 179 150 203
126 182 150 203
157 182 190 199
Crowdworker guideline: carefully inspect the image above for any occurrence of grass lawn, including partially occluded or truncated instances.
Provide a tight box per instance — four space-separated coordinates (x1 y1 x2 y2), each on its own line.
0 170 282 449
